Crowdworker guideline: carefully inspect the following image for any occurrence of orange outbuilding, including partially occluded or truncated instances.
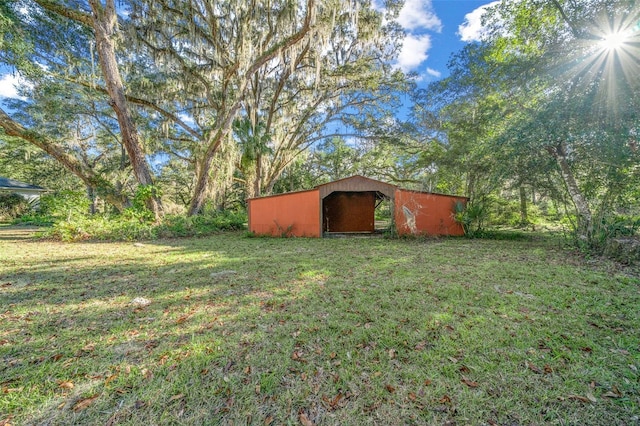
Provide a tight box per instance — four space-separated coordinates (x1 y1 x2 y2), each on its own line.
247 175 468 237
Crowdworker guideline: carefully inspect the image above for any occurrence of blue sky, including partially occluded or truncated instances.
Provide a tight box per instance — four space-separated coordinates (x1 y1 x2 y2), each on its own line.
387 0 497 81
0 1 495 100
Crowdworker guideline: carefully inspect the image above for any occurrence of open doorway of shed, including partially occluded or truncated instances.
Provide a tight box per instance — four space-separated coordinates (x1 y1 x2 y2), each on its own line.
322 191 391 236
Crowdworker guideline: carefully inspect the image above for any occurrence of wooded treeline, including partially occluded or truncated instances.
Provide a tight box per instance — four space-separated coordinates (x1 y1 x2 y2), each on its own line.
1 0 639 247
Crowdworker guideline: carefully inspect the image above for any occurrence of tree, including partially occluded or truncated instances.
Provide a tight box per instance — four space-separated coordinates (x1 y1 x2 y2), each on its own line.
128 0 405 214
0 1 163 217
32 0 164 219
415 0 640 241
483 0 640 240
232 118 273 199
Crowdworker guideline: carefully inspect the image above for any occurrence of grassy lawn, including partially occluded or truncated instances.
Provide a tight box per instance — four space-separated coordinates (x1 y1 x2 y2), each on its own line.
1 230 638 425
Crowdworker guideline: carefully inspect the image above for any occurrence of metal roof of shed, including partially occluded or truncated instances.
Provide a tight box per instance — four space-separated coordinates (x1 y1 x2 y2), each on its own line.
316 175 397 200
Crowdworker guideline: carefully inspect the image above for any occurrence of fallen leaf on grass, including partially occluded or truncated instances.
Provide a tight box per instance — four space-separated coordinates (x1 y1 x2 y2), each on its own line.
176 314 191 324
408 392 417 401
414 341 428 351
72 394 99 411
58 381 74 390
544 364 553 374
567 394 596 403
264 415 274 425
321 393 343 410
602 386 623 398
438 394 452 404
104 374 118 386
291 350 306 363
105 412 119 426
385 384 396 393
0 416 13 426
169 393 184 402
424 379 432 386
526 361 543 374
299 413 314 426
461 377 478 388
81 343 95 352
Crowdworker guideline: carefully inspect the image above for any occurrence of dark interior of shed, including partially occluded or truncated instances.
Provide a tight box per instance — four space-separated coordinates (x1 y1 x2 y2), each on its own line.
322 191 391 235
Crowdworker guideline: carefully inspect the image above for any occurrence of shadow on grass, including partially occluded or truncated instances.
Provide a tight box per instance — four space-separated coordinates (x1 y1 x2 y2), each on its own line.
1 233 639 425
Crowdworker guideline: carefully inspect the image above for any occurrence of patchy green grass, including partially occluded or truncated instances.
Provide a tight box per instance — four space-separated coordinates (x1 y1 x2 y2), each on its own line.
1 230 638 425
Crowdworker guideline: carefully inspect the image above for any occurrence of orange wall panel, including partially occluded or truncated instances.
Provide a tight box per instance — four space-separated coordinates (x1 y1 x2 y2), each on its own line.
248 190 320 237
394 189 466 236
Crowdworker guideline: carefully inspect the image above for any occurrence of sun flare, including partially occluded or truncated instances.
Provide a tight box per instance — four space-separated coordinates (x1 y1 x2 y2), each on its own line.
599 31 629 50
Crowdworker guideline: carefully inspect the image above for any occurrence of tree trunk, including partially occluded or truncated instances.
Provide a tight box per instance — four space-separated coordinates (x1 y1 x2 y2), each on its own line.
519 185 528 225
89 0 163 220
254 153 262 198
187 108 240 215
87 186 97 215
548 142 593 240
188 143 221 216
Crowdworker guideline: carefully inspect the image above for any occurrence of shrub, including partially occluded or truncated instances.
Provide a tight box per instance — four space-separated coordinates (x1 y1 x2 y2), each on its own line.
158 210 247 238
42 209 248 241
0 193 30 220
454 200 489 236
39 191 90 220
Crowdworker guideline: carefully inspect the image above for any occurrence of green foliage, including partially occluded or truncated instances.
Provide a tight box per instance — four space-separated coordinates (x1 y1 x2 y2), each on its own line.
45 216 156 242
590 215 640 251
43 210 247 242
126 184 163 222
38 191 90 220
158 210 247 238
0 193 29 220
454 200 490 236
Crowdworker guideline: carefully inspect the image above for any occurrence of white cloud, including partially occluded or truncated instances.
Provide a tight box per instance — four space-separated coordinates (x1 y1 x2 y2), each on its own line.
396 34 432 72
177 113 196 127
398 0 442 32
458 1 501 42
371 0 385 13
373 0 442 73
0 74 26 100
425 67 441 78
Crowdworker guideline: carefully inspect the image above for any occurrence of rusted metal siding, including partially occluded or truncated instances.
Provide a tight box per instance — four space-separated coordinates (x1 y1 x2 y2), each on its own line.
323 191 376 232
247 176 467 238
248 189 321 237
394 189 466 236
318 175 396 201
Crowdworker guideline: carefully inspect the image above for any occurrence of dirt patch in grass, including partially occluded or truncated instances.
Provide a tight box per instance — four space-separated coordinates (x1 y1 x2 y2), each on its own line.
1 231 638 425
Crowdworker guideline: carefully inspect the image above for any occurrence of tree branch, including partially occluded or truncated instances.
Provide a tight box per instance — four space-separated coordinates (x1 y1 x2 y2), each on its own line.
32 0 93 27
